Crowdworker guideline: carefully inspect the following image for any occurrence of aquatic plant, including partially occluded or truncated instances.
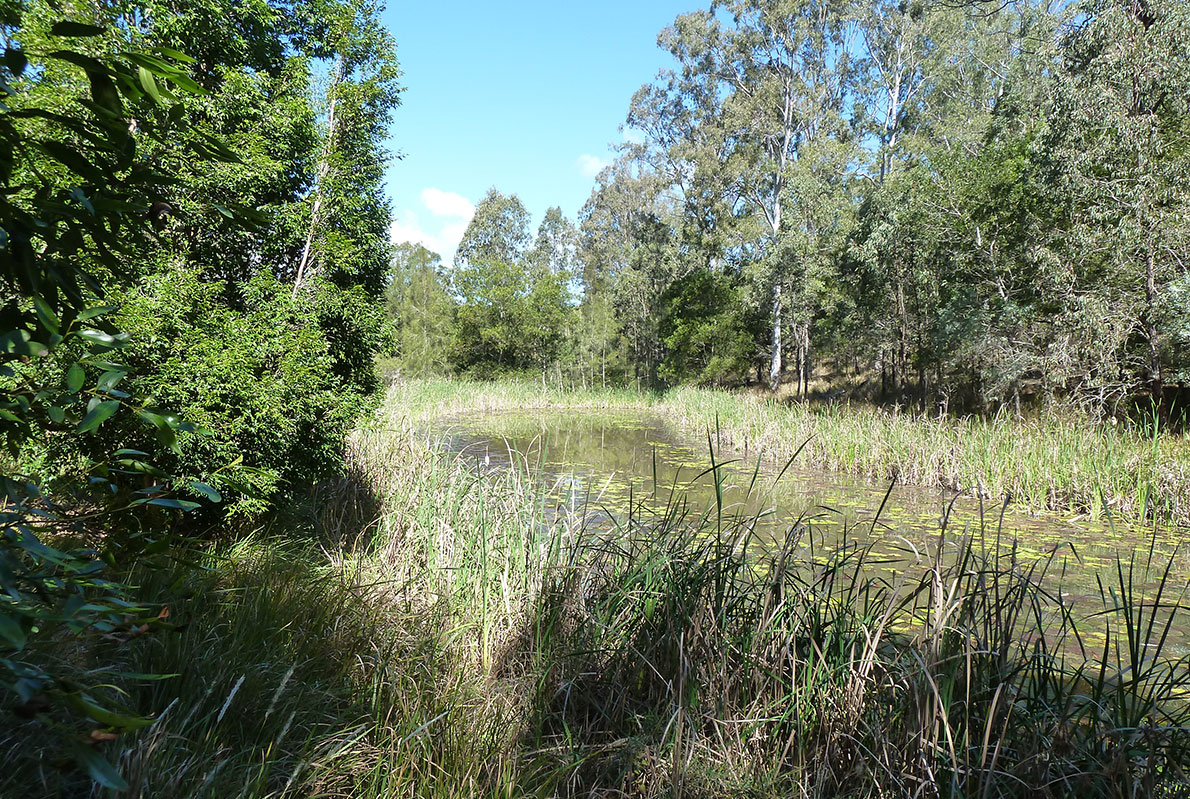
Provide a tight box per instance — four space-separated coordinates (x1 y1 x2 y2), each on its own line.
391 378 1190 527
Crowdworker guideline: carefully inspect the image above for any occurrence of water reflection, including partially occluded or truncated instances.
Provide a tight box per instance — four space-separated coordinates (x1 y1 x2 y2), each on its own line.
429 409 1190 653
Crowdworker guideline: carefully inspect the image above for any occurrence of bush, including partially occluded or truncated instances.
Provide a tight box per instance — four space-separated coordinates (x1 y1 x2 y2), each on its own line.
111 268 375 514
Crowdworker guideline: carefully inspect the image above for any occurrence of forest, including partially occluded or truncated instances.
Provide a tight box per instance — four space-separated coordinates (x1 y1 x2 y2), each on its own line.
389 0 1190 420
3 0 1190 795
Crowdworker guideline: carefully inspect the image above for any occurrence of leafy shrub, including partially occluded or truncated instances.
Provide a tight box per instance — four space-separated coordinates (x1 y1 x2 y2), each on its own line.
658 269 756 385
112 269 369 514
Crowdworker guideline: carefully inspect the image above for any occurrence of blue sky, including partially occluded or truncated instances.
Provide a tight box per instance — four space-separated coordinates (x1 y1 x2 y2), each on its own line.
380 0 693 263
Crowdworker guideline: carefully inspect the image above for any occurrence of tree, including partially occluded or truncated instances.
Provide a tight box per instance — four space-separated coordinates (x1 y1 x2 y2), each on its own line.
658 268 756 385
633 0 857 391
452 190 570 375
0 15 257 783
1038 0 1190 406
31 0 405 509
385 243 455 377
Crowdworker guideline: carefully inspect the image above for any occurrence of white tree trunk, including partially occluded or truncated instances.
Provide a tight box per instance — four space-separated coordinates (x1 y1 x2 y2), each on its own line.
293 55 345 298
769 283 782 392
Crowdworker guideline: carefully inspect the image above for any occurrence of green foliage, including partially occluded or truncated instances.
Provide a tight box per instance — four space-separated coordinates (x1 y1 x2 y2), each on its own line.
385 243 455 378
658 268 755 385
9 0 402 510
0 20 239 782
0 0 402 783
451 190 572 375
555 0 1190 417
115 269 359 514
453 256 570 375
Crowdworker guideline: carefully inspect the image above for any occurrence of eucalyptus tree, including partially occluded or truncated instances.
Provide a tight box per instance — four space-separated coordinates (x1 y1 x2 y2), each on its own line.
577 155 677 385
1038 0 1190 407
531 206 579 278
452 190 570 376
633 0 859 391
847 0 1064 405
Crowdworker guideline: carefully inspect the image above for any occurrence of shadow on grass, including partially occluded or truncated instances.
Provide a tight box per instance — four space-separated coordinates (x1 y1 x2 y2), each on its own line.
491 505 1190 798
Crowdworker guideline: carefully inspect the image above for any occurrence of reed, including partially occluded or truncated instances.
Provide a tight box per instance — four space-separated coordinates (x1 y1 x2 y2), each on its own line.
6 388 1188 797
390 377 1190 527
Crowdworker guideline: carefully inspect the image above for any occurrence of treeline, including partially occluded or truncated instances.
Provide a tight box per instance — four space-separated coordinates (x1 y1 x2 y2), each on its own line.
3 0 399 513
391 0 1190 416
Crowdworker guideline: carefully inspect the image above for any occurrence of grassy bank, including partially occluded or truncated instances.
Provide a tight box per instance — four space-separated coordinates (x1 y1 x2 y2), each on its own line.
9 387 1189 797
391 378 1190 527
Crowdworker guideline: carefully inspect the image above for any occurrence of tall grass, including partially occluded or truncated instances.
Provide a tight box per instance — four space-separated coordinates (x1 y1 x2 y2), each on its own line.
391 377 1190 526
6 389 1189 797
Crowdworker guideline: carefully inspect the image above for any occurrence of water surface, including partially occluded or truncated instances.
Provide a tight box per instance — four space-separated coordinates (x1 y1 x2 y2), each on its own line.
428 409 1190 652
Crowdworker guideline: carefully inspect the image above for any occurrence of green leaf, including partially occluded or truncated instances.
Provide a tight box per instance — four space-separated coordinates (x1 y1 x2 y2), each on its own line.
78 329 126 348
32 297 60 335
47 406 66 424
49 22 107 37
66 364 86 393
69 744 129 791
138 410 179 453
189 482 222 503
156 47 195 64
97 370 126 391
136 66 164 104
0 613 26 650
78 306 116 321
62 693 154 730
135 497 200 511
76 401 119 433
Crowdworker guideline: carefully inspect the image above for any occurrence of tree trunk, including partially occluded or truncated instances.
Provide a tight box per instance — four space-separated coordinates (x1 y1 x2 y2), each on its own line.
294 54 345 298
800 322 811 397
1145 246 1162 394
769 284 783 392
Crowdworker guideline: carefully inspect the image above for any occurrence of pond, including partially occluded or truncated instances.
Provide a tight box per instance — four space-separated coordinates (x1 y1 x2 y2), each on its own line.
428 408 1190 654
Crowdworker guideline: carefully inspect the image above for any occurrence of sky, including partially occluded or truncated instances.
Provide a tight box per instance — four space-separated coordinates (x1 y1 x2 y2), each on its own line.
380 0 693 264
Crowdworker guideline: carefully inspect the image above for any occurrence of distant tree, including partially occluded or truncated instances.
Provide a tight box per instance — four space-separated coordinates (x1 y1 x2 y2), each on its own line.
531 206 579 278
452 190 570 376
577 156 681 386
631 0 857 391
456 188 533 266
386 243 455 377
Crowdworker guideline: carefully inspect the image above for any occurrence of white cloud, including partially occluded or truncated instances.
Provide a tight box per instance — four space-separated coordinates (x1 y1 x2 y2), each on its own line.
389 187 476 263
421 187 475 221
576 153 609 178
389 209 441 253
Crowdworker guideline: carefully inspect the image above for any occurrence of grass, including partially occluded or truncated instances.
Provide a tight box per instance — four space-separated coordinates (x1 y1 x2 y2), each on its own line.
6 384 1190 797
390 377 1190 527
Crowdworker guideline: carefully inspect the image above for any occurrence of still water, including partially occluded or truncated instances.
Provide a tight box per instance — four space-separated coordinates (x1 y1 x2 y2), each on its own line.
429 409 1190 652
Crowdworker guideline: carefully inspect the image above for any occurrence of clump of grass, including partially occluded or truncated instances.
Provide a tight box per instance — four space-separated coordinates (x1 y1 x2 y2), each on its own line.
511 500 1190 797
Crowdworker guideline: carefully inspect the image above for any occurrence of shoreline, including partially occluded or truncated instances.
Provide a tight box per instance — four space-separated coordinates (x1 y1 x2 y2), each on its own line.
385 378 1190 528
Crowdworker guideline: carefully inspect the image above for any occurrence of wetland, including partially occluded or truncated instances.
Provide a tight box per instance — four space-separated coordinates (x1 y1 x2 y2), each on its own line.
429 404 1190 653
